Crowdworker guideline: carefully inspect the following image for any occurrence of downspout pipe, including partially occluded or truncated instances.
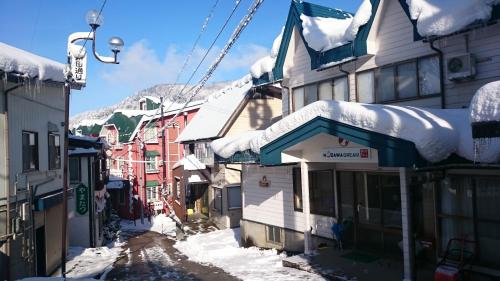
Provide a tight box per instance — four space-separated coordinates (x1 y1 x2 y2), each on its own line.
429 39 446 109
3 81 24 280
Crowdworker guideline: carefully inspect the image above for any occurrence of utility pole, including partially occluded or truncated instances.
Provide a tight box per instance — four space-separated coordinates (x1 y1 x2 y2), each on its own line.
61 82 70 277
160 97 167 197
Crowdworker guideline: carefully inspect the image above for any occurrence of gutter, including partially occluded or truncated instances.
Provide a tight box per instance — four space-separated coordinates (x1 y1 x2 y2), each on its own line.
428 39 446 109
2 81 24 278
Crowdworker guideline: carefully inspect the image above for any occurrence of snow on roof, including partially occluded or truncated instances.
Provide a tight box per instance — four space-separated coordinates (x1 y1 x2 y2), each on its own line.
250 28 284 79
172 154 206 170
0 42 65 82
211 130 263 159
176 76 252 143
406 0 500 37
300 0 372 52
74 117 108 128
212 82 500 164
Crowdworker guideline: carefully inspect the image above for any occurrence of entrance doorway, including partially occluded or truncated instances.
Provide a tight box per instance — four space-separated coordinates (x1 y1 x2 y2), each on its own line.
338 172 402 256
35 226 46 276
187 184 209 217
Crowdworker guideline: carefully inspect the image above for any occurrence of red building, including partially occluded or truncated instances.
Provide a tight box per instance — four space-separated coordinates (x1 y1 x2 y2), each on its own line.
100 100 203 220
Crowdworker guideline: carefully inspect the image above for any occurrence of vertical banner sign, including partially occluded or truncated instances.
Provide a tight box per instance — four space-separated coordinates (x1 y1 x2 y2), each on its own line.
69 44 88 87
76 183 89 215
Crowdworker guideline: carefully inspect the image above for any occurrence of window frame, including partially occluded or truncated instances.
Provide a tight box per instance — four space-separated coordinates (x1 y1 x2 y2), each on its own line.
146 186 159 202
292 168 303 212
145 156 158 173
226 185 242 210
356 55 441 104
213 186 223 214
69 157 81 184
144 126 158 143
309 169 336 217
22 131 39 172
48 132 61 170
291 75 349 112
265 225 283 244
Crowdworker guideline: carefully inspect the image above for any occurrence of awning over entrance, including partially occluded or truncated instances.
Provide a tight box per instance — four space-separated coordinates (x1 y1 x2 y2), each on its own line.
260 116 422 167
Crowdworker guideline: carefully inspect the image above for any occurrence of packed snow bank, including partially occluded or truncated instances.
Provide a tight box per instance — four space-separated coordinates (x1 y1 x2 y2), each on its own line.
300 0 372 52
212 81 500 164
120 214 176 236
0 42 65 82
65 242 124 279
406 0 500 37
211 130 263 159
174 228 326 281
250 28 284 78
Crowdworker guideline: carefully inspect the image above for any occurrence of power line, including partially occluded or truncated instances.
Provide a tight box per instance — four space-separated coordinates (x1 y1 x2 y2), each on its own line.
141 0 264 143
138 0 244 142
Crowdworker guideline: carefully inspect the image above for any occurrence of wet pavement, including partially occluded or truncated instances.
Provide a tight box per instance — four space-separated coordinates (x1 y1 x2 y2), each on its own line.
105 230 240 281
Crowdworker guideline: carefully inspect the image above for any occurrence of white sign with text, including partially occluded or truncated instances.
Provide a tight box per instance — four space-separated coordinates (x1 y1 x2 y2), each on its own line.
321 147 371 161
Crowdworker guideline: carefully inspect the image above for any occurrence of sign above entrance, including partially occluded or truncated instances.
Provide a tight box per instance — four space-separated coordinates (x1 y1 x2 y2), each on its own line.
321 147 372 162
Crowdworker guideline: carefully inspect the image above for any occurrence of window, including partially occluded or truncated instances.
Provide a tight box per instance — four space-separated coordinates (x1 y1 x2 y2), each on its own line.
333 76 349 101
318 81 332 100
213 187 222 213
144 127 158 143
145 156 158 172
115 157 123 170
266 225 282 244
357 71 375 103
22 131 38 171
438 175 500 267
146 186 158 202
418 56 440 96
292 168 303 211
309 170 335 216
69 158 81 183
48 133 61 170
292 76 349 112
227 185 241 209
357 56 440 103
292 168 335 216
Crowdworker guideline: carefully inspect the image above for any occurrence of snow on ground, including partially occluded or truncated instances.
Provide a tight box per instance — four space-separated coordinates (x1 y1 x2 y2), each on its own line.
64 241 125 279
120 214 177 236
0 42 65 82
300 0 372 52
406 0 500 37
174 228 326 281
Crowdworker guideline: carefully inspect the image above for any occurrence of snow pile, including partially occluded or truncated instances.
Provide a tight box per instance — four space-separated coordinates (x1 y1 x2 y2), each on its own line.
300 0 372 52
0 42 65 82
211 130 263 158
120 214 177 236
65 242 125 279
250 28 284 78
172 154 206 170
212 82 500 164
174 228 326 281
406 0 500 37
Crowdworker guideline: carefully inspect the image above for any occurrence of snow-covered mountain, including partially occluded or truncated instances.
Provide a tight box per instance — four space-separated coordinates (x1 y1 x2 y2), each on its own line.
70 81 233 128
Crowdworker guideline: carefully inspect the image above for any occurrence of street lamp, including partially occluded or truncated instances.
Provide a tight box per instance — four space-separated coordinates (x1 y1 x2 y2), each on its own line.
61 9 124 278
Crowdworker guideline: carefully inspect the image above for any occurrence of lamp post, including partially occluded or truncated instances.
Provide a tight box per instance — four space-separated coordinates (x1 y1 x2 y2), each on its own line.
61 9 123 278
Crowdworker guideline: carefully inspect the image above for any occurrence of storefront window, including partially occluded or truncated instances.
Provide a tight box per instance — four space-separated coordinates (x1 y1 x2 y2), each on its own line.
310 170 335 217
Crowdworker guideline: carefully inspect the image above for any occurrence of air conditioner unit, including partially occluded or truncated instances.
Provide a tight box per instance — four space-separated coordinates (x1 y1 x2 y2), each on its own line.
446 53 476 81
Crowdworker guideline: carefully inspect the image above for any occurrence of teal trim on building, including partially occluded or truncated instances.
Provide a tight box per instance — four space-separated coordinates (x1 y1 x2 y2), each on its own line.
145 150 160 157
260 116 423 167
35 190 63 211
215 150 260 164
104 112 143 143
146 98 160 110
253 0 380 86
146 180 160 187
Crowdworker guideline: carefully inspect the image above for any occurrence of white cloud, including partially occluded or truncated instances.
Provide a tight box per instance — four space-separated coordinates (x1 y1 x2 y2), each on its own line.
101 40 269 91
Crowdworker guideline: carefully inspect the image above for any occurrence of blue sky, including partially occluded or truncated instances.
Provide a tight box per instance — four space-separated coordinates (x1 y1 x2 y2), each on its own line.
0 0 361 117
